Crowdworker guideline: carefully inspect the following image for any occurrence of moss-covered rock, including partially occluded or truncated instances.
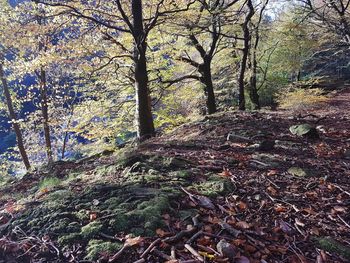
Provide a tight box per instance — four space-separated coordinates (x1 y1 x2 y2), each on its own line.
85 239 123 260
191 175 234 197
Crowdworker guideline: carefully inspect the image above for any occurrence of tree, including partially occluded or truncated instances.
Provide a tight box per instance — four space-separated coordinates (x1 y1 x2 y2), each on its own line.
158 0 241 115
247 0 270 110
0 55 31 170
238 0 255 111
299 0 350 44
34 0 194 140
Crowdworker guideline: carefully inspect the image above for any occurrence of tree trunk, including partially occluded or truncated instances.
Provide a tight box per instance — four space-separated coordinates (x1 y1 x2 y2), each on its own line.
39 67 53 163
132 0 155 140
200 62 217 114
238 0 254 111
249 49 260 110
0 62 31 170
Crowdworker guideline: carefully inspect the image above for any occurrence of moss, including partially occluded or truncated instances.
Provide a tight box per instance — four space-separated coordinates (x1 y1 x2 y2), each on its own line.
95 164 119 177
171 170 192 179
85 239 123 260
192 175 234 197
315 237 350 260
73 210 90 222
127 195 170 235
116 151 146 168
81 221 103 239
108 214 129 232
67 222 81 232
162 157 189 169
48 218 71 233
178 209 199 220
38 177 62 190
46 190 73 202
58 233 82 246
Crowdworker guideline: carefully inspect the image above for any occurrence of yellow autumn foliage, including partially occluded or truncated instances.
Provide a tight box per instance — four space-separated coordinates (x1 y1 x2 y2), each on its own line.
277 88 329 110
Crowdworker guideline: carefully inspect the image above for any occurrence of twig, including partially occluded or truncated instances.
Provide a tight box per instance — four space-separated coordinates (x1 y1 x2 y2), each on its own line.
186 230 203 244
171 246 176 259
152 248 172 261
265 192 300 212
184 244 204 262
333 184 350 197
140 238 161 258
109 245 128 262
197 244 220 256
100 232 122 241
337 215 350 230
219 222 242 237
164 215 200 243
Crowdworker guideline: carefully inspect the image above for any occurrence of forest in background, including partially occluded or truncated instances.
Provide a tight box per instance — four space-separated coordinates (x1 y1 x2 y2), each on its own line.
0 0 349 174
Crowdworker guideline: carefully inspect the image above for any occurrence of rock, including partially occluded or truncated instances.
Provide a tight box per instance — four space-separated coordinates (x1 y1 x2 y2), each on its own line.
288 167 309 177
289 124 319 138
257 140 275 151
216 239 236 261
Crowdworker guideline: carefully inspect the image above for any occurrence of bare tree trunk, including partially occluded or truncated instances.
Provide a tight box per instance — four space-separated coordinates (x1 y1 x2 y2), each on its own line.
36 9 53 164
238 0 255 111
249 50 260 110
39 67 53 163
132 0 155 140
0 61 31 170
249 0 268 110
200 62 217 114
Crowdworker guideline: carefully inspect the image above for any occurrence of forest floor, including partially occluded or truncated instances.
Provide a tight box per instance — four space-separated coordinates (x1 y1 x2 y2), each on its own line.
0 87 349 263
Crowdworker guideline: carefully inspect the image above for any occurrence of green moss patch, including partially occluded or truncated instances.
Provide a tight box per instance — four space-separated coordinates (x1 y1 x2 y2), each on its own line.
315 237 350 260
85 239 123 260
191 175 235 197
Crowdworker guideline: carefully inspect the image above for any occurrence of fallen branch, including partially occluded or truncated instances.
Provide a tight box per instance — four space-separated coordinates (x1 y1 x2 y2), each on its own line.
140 238 161 258
164 215 200 243
185 244 204 262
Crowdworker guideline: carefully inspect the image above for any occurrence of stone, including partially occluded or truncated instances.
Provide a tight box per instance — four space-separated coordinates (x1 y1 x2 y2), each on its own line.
216 239 236 261
289 124 319 138
288 167 309 177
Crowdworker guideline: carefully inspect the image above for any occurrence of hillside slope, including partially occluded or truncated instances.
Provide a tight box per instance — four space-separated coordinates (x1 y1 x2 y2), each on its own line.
0 88 349 263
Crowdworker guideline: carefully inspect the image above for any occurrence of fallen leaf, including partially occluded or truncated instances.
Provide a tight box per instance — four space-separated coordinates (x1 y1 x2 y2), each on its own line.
238 201 248 210
275 205 287 213
267 169 278 176
125 236 144 247
267 186 278 196
89 212 98 221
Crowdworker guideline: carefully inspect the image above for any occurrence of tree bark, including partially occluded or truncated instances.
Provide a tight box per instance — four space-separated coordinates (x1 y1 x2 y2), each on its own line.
132 0 155 140
39 67 53 163
238 0 254 111
249 0 268 110
36 10 54 164
0 61 31 170
199 62 217 114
